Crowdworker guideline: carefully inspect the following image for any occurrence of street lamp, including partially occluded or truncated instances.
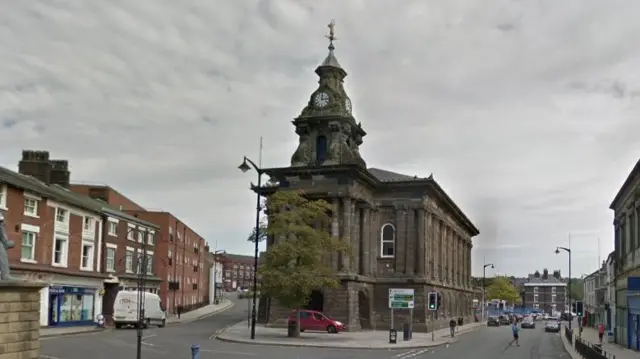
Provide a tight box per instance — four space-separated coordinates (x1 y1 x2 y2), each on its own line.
555 246 572 329
482 262 494 322
238 155 263 340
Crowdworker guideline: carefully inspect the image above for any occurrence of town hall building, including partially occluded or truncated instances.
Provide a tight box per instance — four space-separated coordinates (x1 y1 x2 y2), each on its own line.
256 23 480 332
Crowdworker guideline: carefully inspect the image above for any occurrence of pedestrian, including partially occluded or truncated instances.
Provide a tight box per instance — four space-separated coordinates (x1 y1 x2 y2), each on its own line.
449 318 456 337
177 305 183 319
509 320 520 347
597 322 605 344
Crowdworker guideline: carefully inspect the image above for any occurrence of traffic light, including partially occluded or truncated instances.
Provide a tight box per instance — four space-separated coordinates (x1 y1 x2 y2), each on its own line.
427 292 437 311
576 301 583 317
437 292 442 309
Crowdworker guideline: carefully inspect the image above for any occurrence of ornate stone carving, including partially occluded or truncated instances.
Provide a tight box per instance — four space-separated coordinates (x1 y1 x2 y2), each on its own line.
290 134 312 166
0 214 16 280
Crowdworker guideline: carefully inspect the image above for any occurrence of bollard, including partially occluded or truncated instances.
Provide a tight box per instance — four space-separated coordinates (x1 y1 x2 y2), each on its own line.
191 344 200 359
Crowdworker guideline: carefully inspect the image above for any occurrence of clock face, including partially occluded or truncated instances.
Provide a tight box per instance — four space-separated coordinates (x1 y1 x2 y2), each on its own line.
345 98 352 113
313 92 330 108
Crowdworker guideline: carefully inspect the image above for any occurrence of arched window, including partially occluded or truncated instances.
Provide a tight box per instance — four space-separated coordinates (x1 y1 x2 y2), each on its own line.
380 223 395 258
316 135 327 163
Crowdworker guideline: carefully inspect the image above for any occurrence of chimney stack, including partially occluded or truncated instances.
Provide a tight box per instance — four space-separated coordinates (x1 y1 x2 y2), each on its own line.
17 150 71 187
18 150 52 184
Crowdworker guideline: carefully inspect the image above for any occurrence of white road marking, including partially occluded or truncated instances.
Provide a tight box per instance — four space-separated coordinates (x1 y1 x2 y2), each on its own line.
142 334 156 340
199 349 256 356
392 349 429 359
40 355 63 359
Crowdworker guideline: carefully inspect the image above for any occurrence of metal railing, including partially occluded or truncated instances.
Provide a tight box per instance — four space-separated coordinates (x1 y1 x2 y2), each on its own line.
565 326 573 345
574 336 615 359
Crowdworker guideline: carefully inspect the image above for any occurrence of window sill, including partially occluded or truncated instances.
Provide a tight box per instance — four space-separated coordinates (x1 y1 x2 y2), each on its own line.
24 213 39 219
20 258 37 264
378 256 395 260
52 263 68 268
80 267 94 272
0 205 7 211
125 270 133 274
108 232 117 237
106 269 115 273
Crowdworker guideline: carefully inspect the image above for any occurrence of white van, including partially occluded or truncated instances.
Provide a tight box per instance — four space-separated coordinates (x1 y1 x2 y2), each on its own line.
113 291 166 328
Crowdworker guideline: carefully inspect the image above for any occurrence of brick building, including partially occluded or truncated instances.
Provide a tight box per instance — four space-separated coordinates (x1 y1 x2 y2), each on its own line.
70 185 211 315
523 278 568 314
253 28 478 331
125 210 210 314
217 253 255 292
0 150 163 327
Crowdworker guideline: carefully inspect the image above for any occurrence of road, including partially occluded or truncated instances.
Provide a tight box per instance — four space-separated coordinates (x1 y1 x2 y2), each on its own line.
41 304 570 359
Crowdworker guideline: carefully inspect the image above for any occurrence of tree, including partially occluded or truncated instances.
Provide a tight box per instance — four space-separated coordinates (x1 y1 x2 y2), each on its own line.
486 276 520 304
247 219 268 242
257 190 350 337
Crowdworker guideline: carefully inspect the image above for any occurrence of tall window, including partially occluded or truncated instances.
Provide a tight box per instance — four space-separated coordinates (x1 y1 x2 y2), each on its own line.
108 222 118 236
81 242 94 270
380 223 395 257
106 247 116 272
146 254 154 275
55 208 68 223
53 237 68 266
533 294 539 303
125 250 134 272
316 135 327 163
21 231 36 261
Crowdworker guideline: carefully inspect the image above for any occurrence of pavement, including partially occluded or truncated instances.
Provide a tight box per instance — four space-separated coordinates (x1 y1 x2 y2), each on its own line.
216 320 485 349
40 303 570 359
561 322 638 359
39 299 233 338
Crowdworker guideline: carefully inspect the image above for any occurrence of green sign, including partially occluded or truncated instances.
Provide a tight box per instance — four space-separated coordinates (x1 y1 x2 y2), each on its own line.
388 288 415 309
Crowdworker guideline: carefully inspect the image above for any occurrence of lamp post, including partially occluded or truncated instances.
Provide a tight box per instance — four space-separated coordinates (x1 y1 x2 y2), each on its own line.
556 246 572 329
212 249 225 304
482 262 494 322
238 156 263 340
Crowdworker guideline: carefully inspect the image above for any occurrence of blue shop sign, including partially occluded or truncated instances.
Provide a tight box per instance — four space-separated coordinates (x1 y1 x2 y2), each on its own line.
49 286 95 295
628 277 640 292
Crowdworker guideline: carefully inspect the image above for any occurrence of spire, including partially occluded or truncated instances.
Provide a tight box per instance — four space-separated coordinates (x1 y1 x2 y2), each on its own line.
320 19 342 69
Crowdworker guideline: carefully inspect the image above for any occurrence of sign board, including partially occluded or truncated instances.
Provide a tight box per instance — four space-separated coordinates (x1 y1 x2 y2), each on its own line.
389 288 415 309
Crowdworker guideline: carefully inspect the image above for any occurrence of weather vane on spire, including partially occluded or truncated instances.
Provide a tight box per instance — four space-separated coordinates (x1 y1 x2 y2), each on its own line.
325 19 337 50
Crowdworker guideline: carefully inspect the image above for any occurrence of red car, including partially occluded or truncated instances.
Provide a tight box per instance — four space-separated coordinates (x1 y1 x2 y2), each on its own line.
288 309 344 333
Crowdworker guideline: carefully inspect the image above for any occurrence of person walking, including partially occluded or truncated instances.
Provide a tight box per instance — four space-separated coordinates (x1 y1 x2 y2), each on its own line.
509 320 520 347
597 322 605 344
449 318 456 337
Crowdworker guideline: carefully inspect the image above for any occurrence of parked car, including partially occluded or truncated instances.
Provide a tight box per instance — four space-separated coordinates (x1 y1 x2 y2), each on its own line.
487 316 500 327
544 320 561 333
521 318 535 329
498 315 510 325
288 310 344 333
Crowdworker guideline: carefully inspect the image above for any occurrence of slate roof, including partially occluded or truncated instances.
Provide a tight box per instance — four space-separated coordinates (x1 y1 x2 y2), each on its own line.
0 166 157 228
368 168 428 182
220 253 255 263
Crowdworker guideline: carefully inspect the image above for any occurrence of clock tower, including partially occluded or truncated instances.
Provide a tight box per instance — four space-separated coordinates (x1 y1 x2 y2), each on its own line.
290 21 366 168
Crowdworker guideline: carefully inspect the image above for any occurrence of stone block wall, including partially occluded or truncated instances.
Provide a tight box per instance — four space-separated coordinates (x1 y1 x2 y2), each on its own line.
0 281 46 359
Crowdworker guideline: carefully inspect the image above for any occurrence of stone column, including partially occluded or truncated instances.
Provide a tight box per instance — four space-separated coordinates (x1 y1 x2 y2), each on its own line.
331 198 340 271
0 280 47 359
370 208 379 274
405 209 415 276
362 207 372 275
426 212 434 279
350 201 359 275
458 236 463 286
341 197 352 272
439 221 445 281
417 209 426 277
395 207 406 273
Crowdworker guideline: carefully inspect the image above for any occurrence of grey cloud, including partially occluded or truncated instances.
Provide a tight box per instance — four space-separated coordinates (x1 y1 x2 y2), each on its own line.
0 0 637 270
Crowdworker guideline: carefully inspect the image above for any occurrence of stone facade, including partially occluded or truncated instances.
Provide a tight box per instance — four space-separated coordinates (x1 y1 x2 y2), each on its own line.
0 280 46 359
256 30 480 332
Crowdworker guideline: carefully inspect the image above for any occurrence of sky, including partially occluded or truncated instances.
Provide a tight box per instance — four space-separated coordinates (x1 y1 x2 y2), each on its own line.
1 0 639 278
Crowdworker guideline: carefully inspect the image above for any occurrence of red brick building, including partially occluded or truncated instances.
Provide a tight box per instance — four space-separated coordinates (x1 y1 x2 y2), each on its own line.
0 150 160 327
217 253 255 292
125 210 210 314
69 185 210 315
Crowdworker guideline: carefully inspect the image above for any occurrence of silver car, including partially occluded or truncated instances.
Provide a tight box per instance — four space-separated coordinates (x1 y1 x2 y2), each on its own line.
544 320 560 333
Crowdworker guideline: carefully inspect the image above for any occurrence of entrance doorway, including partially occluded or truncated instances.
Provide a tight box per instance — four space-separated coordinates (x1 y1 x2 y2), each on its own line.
304 290 324 312
48 294 59 326
358 290 371 330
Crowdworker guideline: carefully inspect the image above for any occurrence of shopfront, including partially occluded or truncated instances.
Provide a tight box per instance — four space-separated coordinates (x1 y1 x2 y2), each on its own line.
48 286 97 327
627 277 640 351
